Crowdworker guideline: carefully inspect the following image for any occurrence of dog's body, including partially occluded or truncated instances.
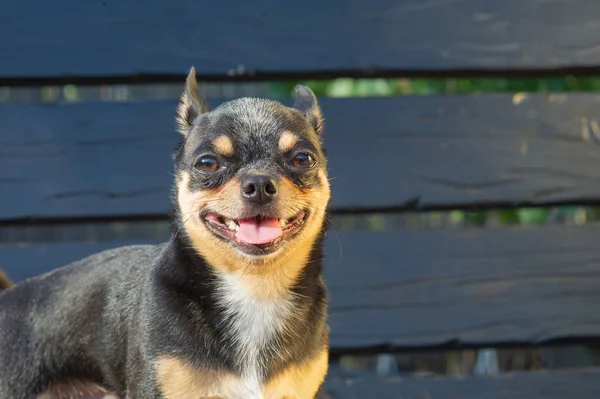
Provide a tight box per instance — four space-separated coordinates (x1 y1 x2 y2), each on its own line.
0 68 330 399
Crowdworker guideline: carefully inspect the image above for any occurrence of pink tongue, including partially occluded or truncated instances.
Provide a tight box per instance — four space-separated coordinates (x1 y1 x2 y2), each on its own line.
236 217 283 245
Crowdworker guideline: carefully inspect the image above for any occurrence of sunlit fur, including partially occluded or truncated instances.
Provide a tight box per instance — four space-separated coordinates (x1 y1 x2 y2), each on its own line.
155 356 255 399
0 269 11 290
263 348 328 398
211 135 234 157
176 66 211 136
277 131 300 153
0 67 330 399
38 380 118 399
174 68 329 301
177 170 330 299
155 347 328 399
168 68 330 398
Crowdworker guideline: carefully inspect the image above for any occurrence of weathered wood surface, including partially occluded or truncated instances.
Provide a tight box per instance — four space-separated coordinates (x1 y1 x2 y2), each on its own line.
4 94 600 220
319 367 600 399
2 0 600 79
5 223 600 348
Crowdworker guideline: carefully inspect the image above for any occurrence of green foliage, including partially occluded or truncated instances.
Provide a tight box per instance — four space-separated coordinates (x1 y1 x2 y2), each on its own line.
498 209 520 225
463 211 487 227
266 76 600 97
517 208 549 226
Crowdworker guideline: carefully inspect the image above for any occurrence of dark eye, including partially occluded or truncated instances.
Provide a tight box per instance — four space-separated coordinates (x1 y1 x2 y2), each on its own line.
195 156 219 172
291 153 317 169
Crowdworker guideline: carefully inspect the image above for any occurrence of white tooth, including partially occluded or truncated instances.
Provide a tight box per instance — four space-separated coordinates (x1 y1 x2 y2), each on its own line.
226 219 238 231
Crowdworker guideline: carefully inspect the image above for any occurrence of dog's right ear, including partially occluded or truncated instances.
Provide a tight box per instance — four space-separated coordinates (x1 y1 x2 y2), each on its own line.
176 67 211 136
293 85 324 135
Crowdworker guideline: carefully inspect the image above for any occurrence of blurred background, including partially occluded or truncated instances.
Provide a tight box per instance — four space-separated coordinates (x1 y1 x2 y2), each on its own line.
4 1 600 395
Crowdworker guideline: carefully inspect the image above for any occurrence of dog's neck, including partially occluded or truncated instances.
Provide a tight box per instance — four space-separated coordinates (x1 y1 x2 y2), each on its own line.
168 221 326 298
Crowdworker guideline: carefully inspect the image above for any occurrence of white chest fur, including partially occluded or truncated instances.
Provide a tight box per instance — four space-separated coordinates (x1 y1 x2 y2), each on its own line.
215 272 293 395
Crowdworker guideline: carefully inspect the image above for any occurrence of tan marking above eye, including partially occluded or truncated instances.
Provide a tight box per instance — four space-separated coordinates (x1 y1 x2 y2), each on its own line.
212 135 234 156
278 131 299 152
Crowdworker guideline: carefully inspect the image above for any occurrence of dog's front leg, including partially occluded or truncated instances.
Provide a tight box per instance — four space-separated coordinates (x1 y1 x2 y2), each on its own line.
151 355 265 399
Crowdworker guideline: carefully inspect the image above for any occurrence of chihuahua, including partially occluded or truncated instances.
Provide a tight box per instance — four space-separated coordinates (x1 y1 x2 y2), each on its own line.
0 67 331 399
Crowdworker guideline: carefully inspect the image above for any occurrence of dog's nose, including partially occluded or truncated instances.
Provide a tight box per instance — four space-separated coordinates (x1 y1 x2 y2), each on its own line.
241 175 278 204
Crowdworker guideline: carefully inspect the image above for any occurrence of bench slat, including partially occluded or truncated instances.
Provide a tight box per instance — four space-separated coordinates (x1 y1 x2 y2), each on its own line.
5 222 600 349
3 0 600 79
3 94 600 220
320 368 600 399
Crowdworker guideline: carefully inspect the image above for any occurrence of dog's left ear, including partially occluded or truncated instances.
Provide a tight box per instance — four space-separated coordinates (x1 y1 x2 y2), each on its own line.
176 67 211 136
293 85 324 135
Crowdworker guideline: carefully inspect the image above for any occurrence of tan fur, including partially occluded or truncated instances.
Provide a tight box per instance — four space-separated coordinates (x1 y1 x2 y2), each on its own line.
278 131 299 153
212 135 234 157
177 174 245 276
155 350 328 399
177 170 330 300
38 379 117 399
263 348 329 399
0 269 12 290
154 356 245 399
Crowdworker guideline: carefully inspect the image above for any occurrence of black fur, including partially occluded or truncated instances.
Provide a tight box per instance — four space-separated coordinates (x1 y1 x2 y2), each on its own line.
0 69 329 398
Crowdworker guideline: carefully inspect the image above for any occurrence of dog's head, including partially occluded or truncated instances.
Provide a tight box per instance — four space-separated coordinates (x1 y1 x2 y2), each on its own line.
173 68 330 281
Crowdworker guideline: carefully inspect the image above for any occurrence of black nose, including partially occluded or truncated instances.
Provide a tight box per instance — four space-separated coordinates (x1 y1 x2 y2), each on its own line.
241 175 278 204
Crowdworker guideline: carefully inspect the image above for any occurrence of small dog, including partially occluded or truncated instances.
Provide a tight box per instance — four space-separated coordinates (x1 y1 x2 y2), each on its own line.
0 67 331 399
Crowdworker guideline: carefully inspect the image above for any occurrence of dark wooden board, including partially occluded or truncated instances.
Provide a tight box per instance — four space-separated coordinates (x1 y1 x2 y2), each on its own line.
5 223 600 348
319 367 600 399
4 94 600 220
3 0 600 79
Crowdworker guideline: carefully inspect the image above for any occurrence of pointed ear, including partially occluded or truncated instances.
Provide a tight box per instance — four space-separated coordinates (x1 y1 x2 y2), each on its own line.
293 85 324 135
176 67 211 135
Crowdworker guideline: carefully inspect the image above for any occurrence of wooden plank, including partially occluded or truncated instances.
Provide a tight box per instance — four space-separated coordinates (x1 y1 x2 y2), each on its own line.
3 94 600 220
2 0 600 79
5 223 600 348
319 367 600 399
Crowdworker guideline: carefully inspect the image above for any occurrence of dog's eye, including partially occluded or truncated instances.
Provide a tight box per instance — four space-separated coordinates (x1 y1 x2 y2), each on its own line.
291 153 316 169
195 156 219 172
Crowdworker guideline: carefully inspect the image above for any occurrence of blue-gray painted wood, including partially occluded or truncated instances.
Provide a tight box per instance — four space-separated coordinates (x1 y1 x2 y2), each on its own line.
2 0 600 79
5 223 600 348
320 367 600 398
3 94 600 220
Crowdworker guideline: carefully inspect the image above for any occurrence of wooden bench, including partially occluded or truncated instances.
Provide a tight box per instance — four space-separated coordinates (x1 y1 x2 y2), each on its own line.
4 0 600 397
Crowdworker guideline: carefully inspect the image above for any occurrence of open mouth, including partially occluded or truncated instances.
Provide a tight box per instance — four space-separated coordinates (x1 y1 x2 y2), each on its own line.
202 210 308 255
